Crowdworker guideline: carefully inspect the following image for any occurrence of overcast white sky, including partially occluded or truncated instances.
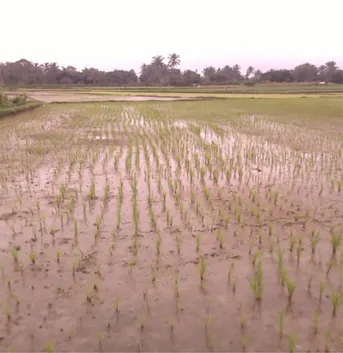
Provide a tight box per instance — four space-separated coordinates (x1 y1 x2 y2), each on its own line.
1 0 342 73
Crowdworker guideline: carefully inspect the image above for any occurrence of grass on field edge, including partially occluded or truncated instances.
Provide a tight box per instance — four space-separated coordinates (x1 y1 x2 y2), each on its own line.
0 102 43 118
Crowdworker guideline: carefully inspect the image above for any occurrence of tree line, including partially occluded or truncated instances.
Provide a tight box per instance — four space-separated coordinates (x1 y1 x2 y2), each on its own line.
0 55 342 86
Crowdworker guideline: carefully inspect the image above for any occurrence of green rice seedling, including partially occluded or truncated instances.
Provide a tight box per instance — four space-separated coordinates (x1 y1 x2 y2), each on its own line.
268 224 273 237
278 310 284 338
331 291 342 316
313 311 319 335
228 263 234 282
319 281 325 302
296 241 302 263
277 248 284 272
248 241 253 255
114 297 120 313
46 341 53 353
248 261 263 301
288 333 296 353
280 267 288 287
289 233 296 252
74 219 78 239
331 230 341 256
59 183 66 200
311 232 319 255
11 292 19 308
104 183 110 203
88 180 96 200
132 237 140 257
29 249 36 265
139 316 146 331
203 186 210 201
155 234 162 256
224 216 230 229
273 191 279 205
217 230 224 249
196 234 201 252
4 305 11 322
175 235 183 255
326 260 334 277
174 278 180 300
200 257 207 281
241 335 247 351
169 318 174 334
232 278 237 293
252 250 262 266
286 277 296 302
116 205 121 230
56 250 61 263
11 248 19 264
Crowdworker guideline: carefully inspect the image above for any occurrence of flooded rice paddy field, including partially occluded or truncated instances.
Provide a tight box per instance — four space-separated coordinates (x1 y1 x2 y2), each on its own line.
0 101 343 352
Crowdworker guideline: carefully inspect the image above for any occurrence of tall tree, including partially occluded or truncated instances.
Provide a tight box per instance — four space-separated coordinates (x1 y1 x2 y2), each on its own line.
168 53 180 68
245 66 255 79
325 61 337 82
151 55 165 68
293 63 318 82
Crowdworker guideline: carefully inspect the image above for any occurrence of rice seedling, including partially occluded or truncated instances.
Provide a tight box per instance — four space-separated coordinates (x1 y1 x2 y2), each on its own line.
326 260 334 277
319 281 325 302
227 262 234 282
289 233 296 252
74 219 78 239
286 277 296 302
11 248 19 264
29 249 37 265
331 230 341 256
88 180 96 201
196 234 201 252
155 234 162 256
313 310 319 335
288 333 296 353
114 297 120 313
174 278 180 300
217 230 224 249
311 230 319 255
175 235 183 255
232 278 237 293
200 257 207 281
248 260 263 301
278 310 284 338
296 239 302 263
331 291 342 316
139 316 146 331
56 250 61 263
46 341 53 353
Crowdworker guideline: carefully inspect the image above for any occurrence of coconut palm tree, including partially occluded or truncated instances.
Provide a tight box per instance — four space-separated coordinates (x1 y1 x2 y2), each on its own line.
168 53 180 68
151 55 165 68
245 66 255 79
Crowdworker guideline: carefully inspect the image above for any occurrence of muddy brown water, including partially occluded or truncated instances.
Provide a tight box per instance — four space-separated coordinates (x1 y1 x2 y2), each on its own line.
0 103 342 352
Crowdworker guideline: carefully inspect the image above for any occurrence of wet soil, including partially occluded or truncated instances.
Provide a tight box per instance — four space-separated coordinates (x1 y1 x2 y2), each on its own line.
0 103 342 352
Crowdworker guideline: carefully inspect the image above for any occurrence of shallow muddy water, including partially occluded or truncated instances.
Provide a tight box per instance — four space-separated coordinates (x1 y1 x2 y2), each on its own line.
0 103 342 352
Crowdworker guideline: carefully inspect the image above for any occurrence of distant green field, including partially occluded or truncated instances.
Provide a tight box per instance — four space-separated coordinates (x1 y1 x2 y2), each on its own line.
81 90 343 99
22 83 343 95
